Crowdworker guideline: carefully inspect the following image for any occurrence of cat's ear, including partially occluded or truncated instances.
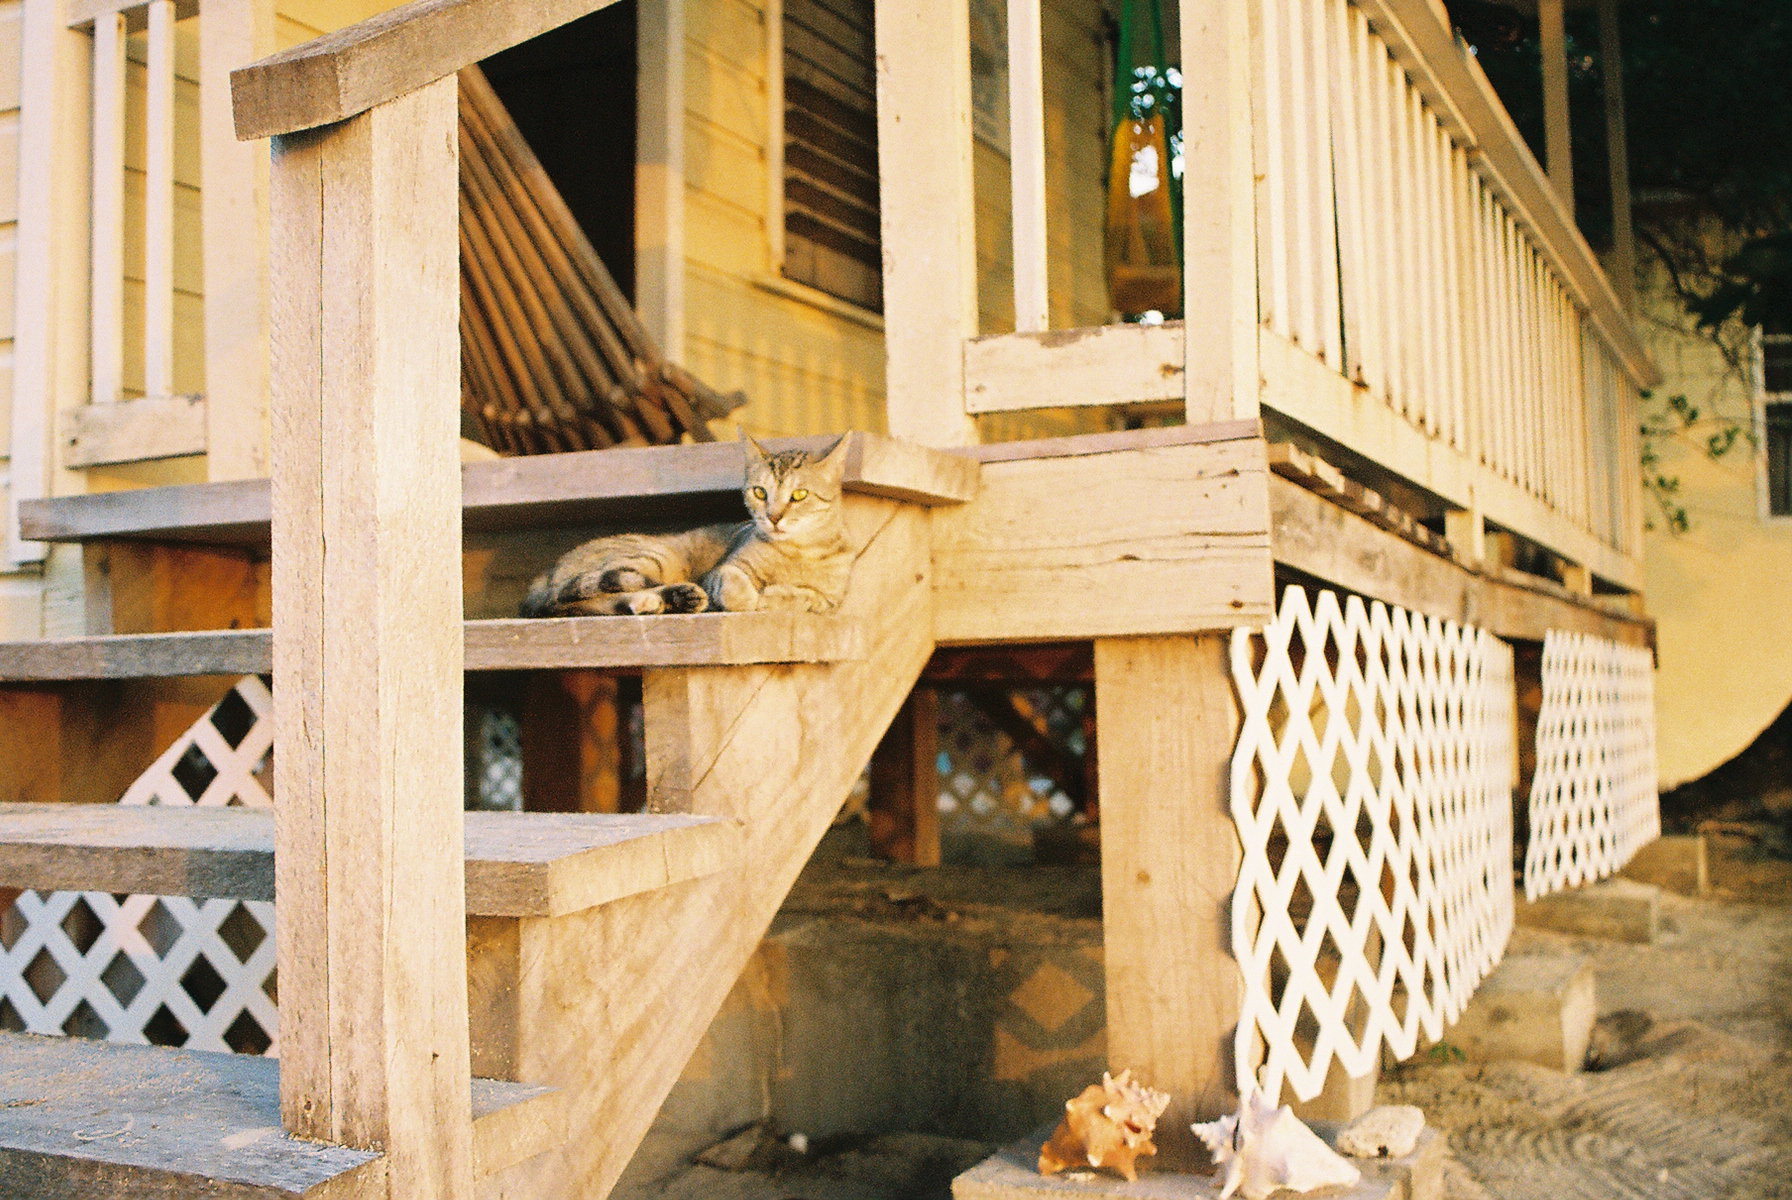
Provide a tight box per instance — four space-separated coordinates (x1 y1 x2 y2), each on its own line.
817 433 852 480
738 422 766 462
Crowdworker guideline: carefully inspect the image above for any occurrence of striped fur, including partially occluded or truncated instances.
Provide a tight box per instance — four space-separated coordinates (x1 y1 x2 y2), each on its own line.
520 434 856 617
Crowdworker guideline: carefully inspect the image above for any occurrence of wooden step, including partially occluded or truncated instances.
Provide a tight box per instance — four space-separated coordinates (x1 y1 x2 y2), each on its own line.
0 806 739 918
0 1030 561 1194
18 432 978 546
0 612 863 681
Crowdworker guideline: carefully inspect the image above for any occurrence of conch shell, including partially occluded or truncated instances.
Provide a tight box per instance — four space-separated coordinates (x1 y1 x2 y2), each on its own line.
1192 1086 1362 1200
1037 1069 1172 1183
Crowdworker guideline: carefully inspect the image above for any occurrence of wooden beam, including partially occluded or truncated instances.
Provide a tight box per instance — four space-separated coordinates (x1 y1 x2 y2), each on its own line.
0 804 738 918
867 688 940 865
963 322 1185 414
202 0 276 480
1596 0 1634 313
60 396 207 468
1537 0 1573 211
1096 632 1243 1149
1180 0 1259 422
19 432 979 545
230 0 626 140
931 434 1275 643
1269 474 1652 646
875 0 979 447
268 77 475 1192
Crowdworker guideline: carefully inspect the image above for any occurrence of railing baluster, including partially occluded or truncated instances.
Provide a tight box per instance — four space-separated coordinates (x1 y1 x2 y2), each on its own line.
144 0 176 400
1006 0 1047 332
91 13 126 407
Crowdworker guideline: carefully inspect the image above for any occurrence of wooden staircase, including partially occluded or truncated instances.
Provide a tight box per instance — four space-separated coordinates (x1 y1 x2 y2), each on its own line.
0 433 976 1195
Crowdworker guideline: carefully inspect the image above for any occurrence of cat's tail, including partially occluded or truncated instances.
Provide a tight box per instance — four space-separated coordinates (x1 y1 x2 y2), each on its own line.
519 570 559 618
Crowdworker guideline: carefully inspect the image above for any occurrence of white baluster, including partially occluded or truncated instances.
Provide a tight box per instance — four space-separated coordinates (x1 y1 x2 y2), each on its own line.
91 12 126 406
1005 0 1047 332
144 0 176 400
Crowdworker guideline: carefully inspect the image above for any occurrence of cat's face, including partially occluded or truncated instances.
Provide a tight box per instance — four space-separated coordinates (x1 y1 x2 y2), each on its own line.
741 433 849 541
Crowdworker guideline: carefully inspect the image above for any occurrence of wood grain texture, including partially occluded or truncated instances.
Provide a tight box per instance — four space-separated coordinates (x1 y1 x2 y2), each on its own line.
931 436 1275 642
0 615 864 680
476 496 936 1197
231 0 624 140
1269 474 1652 646
1095 633 1244 1148
269 78 475 1191
0 1031 557 1196
963 322 1186 413
874 0 979 447
0 804 737 918
19 432 976 545
60 395 208 468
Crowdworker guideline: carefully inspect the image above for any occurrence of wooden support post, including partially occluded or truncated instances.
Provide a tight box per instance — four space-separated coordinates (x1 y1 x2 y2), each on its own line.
1538 0 1573 212
1095 633 1243 1157
1180 0 1258 423
875 0 979 447
268 77 475 1197
635 0 685 359
1596 0 1634 312
202 0 275 480
1559 561 1592 596
868 688 940 865
1445 506 1486 562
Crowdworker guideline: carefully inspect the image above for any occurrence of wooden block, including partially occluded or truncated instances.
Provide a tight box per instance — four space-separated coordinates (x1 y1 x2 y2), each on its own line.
0 804 739 918
932 435 1275 643
963 323 1186 413
59 395 207 468
1450 953 1596 1072
1618 834 1708 897
1516 878 1659 944
1095 633 1244 1155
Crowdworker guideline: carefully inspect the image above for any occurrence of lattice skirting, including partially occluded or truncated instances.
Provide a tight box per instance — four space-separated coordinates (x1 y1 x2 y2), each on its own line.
1230 587 1516 1103
1523 632 1659 901
0 678 278 1055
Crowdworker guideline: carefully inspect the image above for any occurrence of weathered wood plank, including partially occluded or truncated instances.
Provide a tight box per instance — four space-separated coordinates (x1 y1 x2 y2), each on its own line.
931 435 1275 642
962 322 1186 414
231 0 624 140
0 614 865 680
0 804 737 918
18 432 976 545
1268 474 1652 646
1096 633 1244 1152
60 395 207 468
270 77 474 1190
0 1031 557 1196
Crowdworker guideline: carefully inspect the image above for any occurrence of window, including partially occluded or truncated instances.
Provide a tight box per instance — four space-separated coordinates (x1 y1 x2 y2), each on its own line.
1764 333 1792 518
782 0 883 311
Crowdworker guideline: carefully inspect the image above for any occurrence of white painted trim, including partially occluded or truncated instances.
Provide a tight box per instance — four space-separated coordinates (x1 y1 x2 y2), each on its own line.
749 272 884 331
635 0 686 361
1004 0 1046 332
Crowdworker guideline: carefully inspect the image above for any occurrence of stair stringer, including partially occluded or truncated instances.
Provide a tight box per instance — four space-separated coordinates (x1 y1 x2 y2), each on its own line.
474 496 935 1198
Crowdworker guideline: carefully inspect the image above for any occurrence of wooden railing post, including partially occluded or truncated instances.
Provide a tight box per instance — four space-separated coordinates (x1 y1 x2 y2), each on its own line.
202 0 275 480
874 0 979 447
1180 0 1259 425
268 76 474 1198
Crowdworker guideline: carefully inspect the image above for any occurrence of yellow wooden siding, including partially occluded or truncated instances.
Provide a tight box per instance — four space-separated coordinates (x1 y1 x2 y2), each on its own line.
0 0 26 641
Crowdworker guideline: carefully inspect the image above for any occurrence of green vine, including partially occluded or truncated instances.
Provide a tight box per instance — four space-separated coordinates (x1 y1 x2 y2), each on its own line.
1639 389 1753 533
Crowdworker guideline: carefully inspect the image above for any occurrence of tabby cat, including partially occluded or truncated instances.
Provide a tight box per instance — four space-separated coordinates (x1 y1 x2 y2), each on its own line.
520 433 855 617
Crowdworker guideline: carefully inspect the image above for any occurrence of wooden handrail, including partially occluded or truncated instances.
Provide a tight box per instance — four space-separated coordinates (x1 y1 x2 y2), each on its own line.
229 0 621 141
1357 0 1658 387
66 0 196 31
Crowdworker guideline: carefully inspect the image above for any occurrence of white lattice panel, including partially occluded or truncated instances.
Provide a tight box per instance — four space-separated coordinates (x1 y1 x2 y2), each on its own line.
1523 632 1658 901
1230 588 1515 1103
0 678 278 1055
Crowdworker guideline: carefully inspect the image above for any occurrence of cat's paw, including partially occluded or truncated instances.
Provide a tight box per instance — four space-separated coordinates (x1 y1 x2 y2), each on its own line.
660 582 709 613
709 567 761 612
760 584 837 613
621 590 665 615
597 566 653 593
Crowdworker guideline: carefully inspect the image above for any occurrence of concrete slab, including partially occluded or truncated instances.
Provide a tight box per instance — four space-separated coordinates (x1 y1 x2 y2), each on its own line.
952 1123 1442 1200
1619 835 1709 896
1516 878 1660 943
1448 954 1596 1071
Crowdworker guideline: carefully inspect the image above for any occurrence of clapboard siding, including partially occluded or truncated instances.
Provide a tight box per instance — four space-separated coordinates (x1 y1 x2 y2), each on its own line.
0 0 27 637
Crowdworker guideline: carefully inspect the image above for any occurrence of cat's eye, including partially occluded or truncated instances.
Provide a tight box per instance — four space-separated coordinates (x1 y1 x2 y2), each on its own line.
752 486 767 500
791 488 809 501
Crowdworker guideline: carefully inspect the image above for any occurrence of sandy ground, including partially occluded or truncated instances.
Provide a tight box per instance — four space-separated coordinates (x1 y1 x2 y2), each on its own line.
639 837 1792 1199
1383 872 1792 1200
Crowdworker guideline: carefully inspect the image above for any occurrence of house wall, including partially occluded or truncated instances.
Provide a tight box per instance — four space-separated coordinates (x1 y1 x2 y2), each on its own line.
1637 258 1792 789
